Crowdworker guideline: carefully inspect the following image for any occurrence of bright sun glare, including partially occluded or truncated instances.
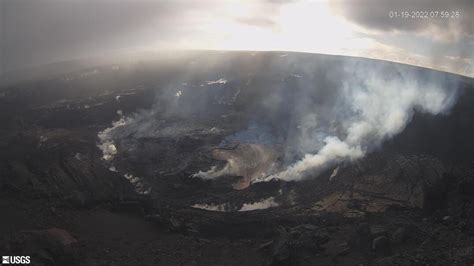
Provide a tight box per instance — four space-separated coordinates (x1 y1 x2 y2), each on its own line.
159 0 472 77
196 0 375 56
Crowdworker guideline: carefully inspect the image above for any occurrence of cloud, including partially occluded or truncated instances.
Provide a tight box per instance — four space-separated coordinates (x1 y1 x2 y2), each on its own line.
0 0 289 74
331 0 474 41
0 0 208 72
235 17 278 28
0 0 472 79
325 0 473 77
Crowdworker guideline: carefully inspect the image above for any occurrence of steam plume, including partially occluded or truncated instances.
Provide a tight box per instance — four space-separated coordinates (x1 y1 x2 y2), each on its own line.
94 52 461 185
256 61 459 182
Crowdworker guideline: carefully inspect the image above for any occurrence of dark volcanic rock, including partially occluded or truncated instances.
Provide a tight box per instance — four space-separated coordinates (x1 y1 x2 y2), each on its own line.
391 227 407 245
112 201 146 216
269 224 329 264
65 191 91 208
423 173 451 214
271 226 290 264
289 224 329 252
9 228 78 266
350 223 372 250
372 236 391 256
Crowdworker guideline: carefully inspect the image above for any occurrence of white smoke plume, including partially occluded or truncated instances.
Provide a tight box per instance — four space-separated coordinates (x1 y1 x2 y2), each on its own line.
93 52 461 186
256 62 459 182
193 165 226 180
192 203 229 212
191 197 279 212
239 197 279 211
97 116 126 161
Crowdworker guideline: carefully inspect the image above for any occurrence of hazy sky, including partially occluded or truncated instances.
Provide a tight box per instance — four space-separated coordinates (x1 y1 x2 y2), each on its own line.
1 0 473 77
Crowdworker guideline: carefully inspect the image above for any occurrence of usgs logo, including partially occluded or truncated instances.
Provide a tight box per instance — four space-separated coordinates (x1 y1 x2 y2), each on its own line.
2 256 30 265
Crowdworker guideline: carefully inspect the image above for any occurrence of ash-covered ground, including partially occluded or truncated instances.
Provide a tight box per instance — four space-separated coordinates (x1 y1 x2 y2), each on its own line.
1 51 474 265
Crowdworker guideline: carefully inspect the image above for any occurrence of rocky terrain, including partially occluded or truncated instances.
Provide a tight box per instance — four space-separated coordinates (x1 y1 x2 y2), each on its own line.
0 51 474 265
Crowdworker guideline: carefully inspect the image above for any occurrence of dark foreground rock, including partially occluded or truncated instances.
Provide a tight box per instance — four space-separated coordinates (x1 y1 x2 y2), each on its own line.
7 228 78 266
